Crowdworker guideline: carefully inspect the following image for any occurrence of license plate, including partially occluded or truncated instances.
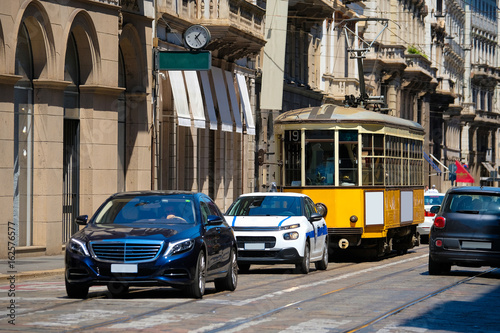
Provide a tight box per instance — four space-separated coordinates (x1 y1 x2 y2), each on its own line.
245 243 265 250
461 241 492 250
111 264 138 273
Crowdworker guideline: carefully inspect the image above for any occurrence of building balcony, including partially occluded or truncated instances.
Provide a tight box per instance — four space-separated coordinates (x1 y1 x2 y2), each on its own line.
473 110 500 125
288 0 335 20
97 0 119 5
322 75 360 103
157 0 266 60
363 44 407 75
444 38 465 63
402 54 436 90
471 64 500 87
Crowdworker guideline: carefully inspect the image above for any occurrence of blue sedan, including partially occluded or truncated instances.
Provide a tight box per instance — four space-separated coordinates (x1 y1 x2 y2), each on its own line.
65 191 237 298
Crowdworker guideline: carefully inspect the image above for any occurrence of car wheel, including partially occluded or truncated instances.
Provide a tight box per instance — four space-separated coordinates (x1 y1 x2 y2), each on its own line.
428 255 451 275
296 242 310 274
65 277 89 299
107 282 129 297
238 263 251 273
315 241 329 270
215 248 238 292
186 250 206 298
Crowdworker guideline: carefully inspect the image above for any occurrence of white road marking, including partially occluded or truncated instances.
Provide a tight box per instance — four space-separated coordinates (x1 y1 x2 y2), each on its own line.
28 309 125 327
279 319 351 332
188 317 249 333
110 313 197 329
377 322 428 332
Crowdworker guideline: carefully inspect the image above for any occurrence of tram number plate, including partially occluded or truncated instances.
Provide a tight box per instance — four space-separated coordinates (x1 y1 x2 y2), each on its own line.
245 243 265 250
461 241 491 250
111 264 138 273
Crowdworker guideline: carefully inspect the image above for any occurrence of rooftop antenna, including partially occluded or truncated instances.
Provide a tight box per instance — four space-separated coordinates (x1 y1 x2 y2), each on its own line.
336 18 393 110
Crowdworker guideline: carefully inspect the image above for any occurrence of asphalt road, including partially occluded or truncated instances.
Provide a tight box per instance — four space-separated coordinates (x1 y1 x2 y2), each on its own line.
1 246 499 332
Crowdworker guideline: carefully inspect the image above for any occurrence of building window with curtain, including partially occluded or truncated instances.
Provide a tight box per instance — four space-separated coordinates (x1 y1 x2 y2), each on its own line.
14 22 34 247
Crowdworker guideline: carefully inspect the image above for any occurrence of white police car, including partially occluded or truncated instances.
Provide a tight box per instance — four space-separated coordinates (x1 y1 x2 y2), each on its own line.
225 192 328 274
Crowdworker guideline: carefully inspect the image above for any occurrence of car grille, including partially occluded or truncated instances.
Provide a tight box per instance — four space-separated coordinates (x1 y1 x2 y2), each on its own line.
233 226 280 232
90 241 163 263
236 236 276 249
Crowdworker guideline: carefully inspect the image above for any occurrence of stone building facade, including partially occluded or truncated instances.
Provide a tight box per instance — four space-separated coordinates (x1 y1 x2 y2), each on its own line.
154 0 265 210
0 0 154 257
255 0 500 192
427 0 500 191
0 0 264 258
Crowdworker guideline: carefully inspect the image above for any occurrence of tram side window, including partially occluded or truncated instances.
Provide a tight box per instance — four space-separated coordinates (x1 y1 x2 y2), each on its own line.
284 130 301 186
362 133 384 186
339 130 358 186
305 130 335 185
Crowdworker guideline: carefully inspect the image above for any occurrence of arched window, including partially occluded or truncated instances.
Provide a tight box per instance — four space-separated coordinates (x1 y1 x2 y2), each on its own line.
64 32 79 118
117 46 126 191
62 32 81 243
14 22 34 246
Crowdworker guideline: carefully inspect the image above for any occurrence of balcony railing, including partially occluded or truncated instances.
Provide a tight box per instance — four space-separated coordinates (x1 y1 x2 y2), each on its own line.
158 0 264 32
322 75 359 103
96 0 119 5
444 38 464 60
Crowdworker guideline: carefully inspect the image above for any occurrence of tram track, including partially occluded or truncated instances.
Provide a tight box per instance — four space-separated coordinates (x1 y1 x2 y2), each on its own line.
198 263 498 333
10 246 438 332
11 258 360 319
58 251 430 332
344 267 499 333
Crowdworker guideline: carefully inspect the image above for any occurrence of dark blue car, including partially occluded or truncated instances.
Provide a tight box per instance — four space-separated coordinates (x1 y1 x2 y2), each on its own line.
65 191 237 298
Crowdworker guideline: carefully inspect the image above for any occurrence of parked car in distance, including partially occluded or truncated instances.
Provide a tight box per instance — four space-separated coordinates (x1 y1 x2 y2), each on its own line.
65 191 237 299
225 192 328 274
428 186 500 275
418 193 445 243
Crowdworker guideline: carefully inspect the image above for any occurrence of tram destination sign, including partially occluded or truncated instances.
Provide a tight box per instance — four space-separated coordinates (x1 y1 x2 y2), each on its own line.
158 51 211 70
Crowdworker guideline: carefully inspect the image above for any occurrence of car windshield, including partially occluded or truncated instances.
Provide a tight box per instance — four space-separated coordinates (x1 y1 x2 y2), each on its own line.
226 196 302 216
424 195 444 206
93 195 197 225
442 193 500 215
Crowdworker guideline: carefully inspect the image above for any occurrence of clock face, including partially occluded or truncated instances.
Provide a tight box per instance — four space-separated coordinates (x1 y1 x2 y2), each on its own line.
184 25 211 50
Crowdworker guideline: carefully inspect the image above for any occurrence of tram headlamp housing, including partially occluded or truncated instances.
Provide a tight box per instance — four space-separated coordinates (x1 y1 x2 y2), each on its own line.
350 215 358 223
283 232 299 240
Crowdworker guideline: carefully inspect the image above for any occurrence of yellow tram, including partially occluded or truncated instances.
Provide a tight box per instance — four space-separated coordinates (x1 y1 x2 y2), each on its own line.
274 104 425 257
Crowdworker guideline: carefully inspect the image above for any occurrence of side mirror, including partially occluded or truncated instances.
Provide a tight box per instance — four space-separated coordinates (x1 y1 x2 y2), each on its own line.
430 206 440 214
207 215 224 226
75 215 88 225
315 203 328 218
309 213 323 222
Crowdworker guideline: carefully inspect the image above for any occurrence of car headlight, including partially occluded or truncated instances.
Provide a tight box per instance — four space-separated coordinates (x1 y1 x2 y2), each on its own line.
68 238 90 256
283 232 299 240
280 223 300 230
165 239 195 257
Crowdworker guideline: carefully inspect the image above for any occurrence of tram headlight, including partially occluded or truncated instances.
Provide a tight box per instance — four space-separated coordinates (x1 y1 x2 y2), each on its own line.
283 232 299 240
350 215 358 223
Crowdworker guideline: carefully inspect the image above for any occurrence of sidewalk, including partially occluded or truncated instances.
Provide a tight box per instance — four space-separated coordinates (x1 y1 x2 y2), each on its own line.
0 254 65 280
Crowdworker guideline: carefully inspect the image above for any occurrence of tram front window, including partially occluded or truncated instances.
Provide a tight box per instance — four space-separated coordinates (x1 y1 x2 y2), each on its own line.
284 130 301 186
339 131 358 186
305 131 334 185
